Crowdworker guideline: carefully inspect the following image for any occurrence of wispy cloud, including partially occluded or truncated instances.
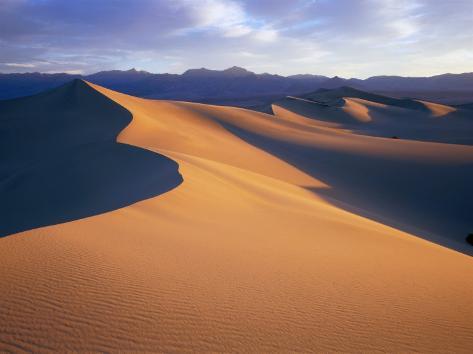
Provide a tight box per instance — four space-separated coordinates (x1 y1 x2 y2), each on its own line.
4 63 36 68
0 0 471 77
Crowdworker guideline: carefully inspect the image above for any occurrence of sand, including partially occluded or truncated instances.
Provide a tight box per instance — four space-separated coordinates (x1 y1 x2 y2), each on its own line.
0 81 472 352
275 88 473 145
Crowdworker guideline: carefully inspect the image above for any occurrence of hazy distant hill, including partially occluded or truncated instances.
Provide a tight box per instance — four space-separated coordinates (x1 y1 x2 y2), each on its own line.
0 67 472 105
0 72 81 99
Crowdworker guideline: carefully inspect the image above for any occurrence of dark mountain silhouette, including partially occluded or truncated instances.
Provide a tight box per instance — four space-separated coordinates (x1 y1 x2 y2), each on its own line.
183 66 255 78
362 73 473 91
0 72 82 100
0 67 472 107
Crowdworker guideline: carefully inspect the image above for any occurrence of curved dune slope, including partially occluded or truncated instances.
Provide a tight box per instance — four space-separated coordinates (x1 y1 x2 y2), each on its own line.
417 99 457 117
94 83 472 252
0 81 472 352
275 87 473 144
0 80 182 237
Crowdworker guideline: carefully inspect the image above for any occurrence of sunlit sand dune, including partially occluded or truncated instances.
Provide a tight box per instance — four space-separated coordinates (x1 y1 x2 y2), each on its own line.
417 99 457 117
0 81 472 352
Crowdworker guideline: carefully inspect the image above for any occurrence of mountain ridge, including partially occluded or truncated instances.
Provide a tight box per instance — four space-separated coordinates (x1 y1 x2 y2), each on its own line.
1 67 472 104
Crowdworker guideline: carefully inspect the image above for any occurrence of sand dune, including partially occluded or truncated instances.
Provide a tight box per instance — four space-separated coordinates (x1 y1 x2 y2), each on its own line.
417 99 457 117
0 80 182 236
275 87 473 144
0 81 472 352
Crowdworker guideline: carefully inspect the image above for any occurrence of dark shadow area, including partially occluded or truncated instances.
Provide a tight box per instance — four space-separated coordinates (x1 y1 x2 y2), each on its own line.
219 122 473 256
467 234 473 246
0 80 182 237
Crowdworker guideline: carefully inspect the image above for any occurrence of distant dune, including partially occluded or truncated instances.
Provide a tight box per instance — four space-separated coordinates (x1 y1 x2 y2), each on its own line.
275 87 473 145
0 81 472 352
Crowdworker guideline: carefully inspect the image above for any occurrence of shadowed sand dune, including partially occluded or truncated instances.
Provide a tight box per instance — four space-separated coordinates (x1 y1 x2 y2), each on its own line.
303 86 429 110
276 87 473 145
0 81 472 352
0 79 182 236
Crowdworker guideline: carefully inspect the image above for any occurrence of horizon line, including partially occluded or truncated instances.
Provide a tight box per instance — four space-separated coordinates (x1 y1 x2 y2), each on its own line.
1 66 472 80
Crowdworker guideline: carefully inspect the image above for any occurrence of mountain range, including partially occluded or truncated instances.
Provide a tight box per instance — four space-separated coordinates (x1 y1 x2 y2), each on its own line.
1 67 472 106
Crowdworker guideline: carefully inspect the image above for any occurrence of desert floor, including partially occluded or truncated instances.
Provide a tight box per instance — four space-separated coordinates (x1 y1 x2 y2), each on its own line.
0 80 472 352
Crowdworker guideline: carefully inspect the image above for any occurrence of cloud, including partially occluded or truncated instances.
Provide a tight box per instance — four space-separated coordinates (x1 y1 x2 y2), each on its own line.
171 0 253 38
0 0 471 77
253 28 278 42
4 63 35 68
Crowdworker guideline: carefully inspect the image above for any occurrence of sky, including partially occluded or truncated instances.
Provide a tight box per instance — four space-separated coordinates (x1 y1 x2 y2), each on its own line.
0 0 472 78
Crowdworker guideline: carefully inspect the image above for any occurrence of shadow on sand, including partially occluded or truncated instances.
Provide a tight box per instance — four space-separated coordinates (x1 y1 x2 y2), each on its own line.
219 122 473 256
0 80 182 237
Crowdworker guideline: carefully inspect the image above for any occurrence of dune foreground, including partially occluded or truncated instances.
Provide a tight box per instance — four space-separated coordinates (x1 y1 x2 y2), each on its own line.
1 81 472 352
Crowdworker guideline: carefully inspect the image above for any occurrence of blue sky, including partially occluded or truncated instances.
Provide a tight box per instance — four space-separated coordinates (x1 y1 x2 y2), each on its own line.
0 0 472 77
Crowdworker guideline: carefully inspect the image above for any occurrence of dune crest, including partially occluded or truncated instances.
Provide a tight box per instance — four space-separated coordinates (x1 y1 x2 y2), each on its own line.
417 99 457 117
0 81 472 352
342 97 374 122
0 79 182 237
